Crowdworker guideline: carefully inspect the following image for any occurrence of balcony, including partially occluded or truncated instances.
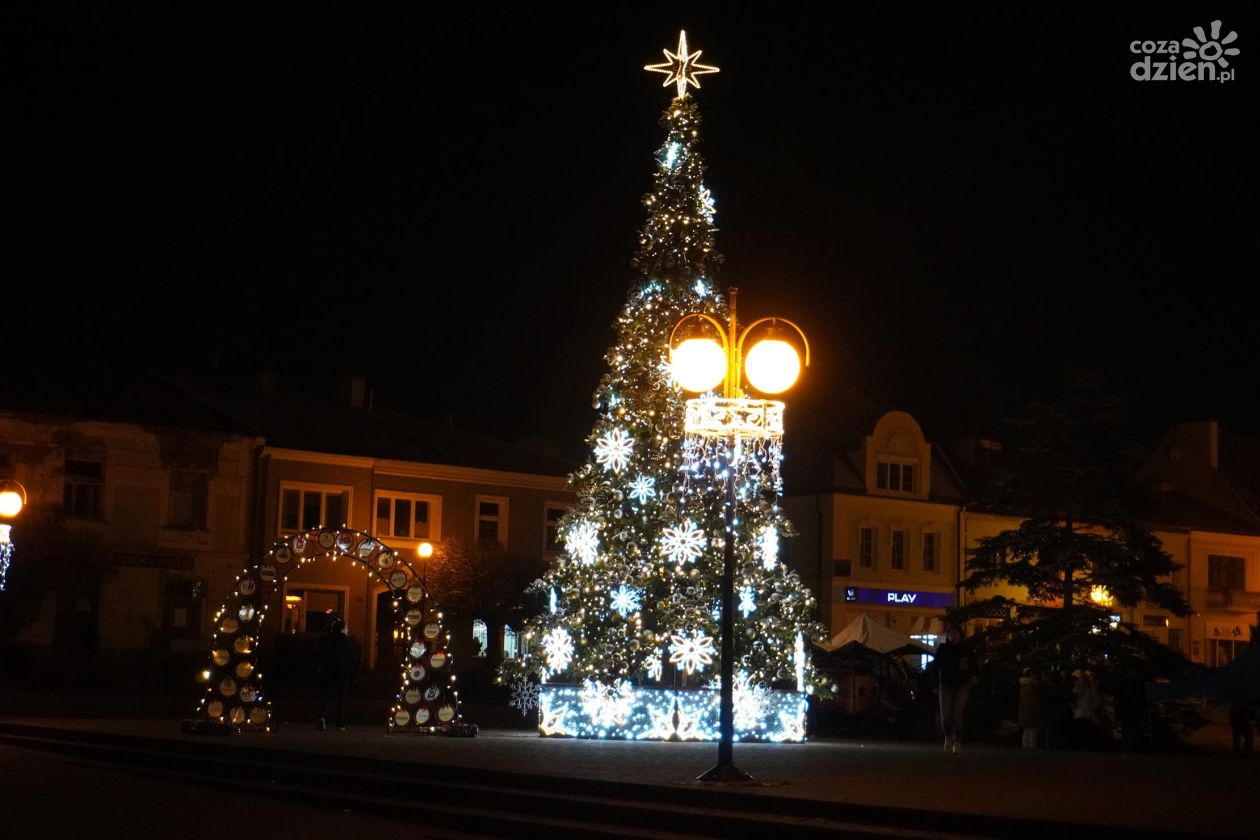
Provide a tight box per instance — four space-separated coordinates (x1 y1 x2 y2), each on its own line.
1205 588 1260 610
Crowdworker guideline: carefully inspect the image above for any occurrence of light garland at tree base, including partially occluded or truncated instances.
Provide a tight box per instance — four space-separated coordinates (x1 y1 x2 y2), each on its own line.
537 683 807 742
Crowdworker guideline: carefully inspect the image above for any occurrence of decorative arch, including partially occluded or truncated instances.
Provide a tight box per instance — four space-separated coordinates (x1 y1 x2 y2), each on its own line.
189 527 463 734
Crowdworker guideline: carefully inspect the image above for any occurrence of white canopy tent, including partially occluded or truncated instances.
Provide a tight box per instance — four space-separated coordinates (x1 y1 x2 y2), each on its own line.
816 612 935 655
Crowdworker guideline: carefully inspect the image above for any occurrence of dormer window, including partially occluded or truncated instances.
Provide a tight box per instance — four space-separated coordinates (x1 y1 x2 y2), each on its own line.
876 460 915 493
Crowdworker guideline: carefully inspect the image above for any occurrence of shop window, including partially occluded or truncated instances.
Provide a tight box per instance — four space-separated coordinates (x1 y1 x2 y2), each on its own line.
164 577 205 638
503 625 520 660
472 618 488 657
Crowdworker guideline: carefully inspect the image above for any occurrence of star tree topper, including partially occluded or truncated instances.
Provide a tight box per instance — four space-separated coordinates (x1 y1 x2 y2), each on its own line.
645 30 719 99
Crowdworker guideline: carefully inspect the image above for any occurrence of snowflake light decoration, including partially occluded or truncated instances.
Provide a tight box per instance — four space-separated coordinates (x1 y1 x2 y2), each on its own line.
594 428 634 473
732 672 769 732
627 475 656 504
668 629 716 675
542 627 574 673
738 585 756 618
699 185 715 222
610 584 642 617
565 521 600 565
644 650 663 681
760 525 779 570
509 679 540 717
579 678 635 728
660 520 706 564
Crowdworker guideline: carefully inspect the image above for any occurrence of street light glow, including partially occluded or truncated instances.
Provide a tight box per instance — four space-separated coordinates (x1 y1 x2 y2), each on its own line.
417 541 434 559
744 339 801 394
670 337 727 392
0 491 23 519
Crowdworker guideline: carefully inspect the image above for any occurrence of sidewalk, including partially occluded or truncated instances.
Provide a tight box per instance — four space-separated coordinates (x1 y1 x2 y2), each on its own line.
1 714 1253 838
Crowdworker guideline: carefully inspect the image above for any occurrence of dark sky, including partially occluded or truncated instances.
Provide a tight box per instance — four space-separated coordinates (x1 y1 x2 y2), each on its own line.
5 3 1258 449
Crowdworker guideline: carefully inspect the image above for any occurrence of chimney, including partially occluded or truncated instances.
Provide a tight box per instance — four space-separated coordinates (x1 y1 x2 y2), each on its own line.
342 376 368 410
259 370 278 396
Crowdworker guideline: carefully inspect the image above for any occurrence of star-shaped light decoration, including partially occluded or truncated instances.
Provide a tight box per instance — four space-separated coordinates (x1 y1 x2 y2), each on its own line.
610 584 642 617
628 475 656 504
644 30 719 99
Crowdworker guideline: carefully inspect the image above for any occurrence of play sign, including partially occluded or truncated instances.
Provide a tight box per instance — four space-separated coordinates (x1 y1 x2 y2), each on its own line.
843 587 956 609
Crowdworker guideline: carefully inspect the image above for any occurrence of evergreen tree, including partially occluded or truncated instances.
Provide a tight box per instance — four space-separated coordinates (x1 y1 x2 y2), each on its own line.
500 95 823 709
953 371 1191 683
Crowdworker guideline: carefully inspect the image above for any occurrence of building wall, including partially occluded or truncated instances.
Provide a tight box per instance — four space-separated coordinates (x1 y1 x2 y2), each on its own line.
0 412 260 653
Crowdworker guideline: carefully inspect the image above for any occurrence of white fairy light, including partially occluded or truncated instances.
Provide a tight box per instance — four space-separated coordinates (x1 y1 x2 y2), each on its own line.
579 678 636 728
660 520 707 564
668 629 715 675
594 428 634 473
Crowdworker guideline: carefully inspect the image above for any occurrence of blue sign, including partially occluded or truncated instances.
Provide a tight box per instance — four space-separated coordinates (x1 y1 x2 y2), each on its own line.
843 587 955 609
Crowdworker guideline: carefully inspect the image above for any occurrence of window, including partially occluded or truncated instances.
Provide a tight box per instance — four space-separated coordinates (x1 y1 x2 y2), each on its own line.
544 504 567 552
168 471 208 530
64 459 104 518
923 532 938 573
1208 638 1249 668
374 492 440 540
164 577 205 638
1208 555 1245 590
910 634 938 670
891 530 907 571
279 484 350 533
833 560 852 577
876 460 915 492
472 618 489 657
503 625 521 660
476 496 508 545
1143 614 1169 628
859 527 875 569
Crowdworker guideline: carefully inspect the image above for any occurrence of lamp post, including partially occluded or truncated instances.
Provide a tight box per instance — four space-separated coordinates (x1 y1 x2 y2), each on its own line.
669 288 809 783
0 479 28 592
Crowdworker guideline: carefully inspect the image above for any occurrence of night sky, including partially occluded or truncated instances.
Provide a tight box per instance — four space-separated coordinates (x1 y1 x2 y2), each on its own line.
5 4 1258 450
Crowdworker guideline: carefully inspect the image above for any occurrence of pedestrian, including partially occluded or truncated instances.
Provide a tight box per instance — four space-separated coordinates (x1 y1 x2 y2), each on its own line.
1229 702 1255 755
316 616 359 731
1018 668 1044 749
935 626 978 754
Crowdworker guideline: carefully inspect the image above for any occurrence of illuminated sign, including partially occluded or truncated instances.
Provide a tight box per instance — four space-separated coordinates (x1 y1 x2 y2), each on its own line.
843 587 955 609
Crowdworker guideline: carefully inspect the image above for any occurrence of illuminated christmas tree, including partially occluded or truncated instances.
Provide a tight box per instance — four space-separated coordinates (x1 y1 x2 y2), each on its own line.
501 33 824 740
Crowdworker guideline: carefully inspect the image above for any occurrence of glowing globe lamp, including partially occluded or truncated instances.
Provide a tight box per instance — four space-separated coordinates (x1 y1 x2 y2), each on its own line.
744 339 801 394
417 541 434 559
0 489 24 519
670 338 727 393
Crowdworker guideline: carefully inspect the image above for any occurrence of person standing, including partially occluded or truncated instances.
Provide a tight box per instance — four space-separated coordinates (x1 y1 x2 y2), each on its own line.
936 626 978 753
1018 668 1044 749
316 616 359 731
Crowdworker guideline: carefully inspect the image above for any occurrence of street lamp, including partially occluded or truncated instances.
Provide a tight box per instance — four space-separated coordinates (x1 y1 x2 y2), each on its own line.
669 287 809 783
0 479 28 592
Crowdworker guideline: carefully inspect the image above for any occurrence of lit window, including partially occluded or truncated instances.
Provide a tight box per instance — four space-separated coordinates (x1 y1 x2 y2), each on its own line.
473 619 488 657
503 625 520 660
